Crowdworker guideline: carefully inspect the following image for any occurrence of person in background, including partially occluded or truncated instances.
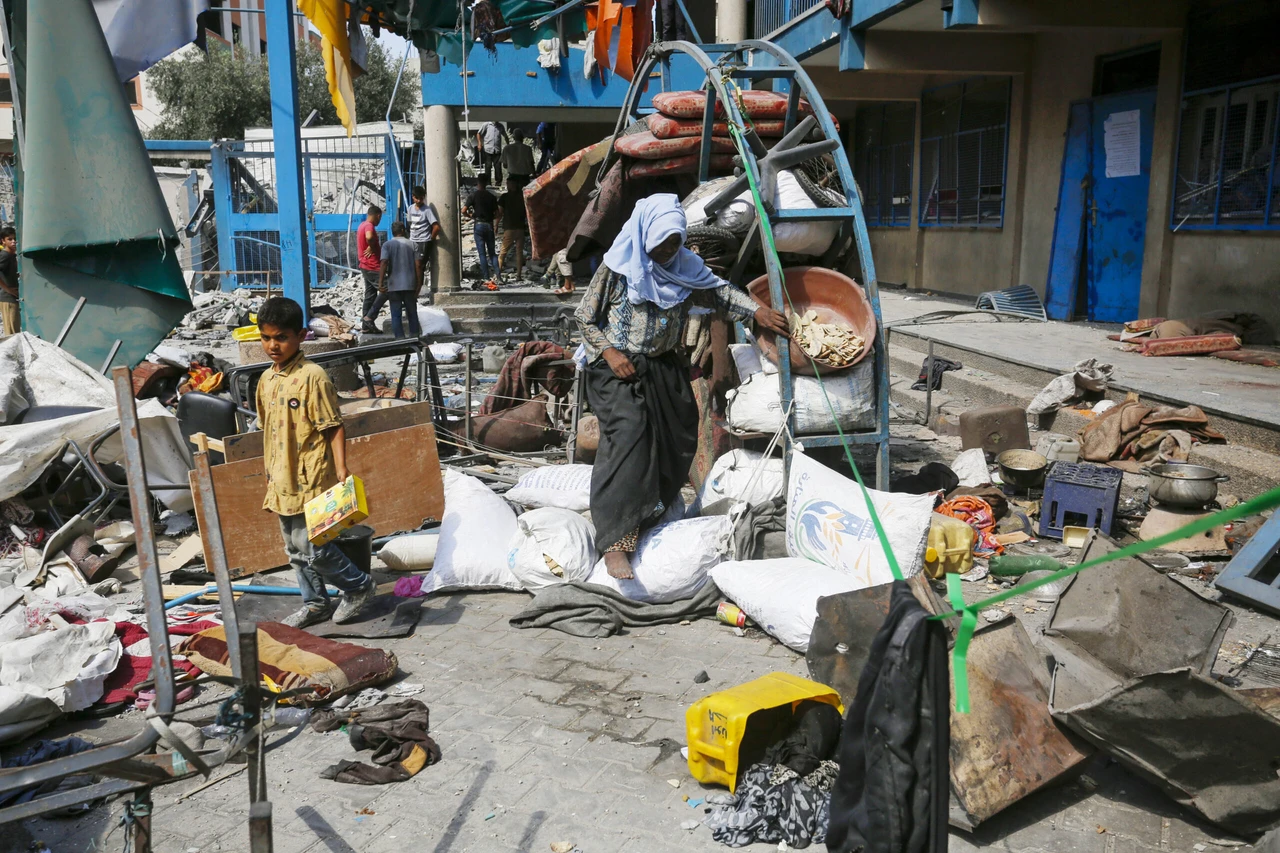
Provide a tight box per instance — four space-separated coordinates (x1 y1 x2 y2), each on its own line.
502 129 535 190
356 205 384 333
464 176 501 285
477 120 506 185
498 183 528 282
535 121 557 174
0 226 18 336
549 248 576 296
380 222 423 339
255 296 375 627
574 194 788 579
406 186 441 300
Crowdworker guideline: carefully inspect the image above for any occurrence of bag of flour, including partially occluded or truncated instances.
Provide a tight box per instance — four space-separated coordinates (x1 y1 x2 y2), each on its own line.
507 508 597 591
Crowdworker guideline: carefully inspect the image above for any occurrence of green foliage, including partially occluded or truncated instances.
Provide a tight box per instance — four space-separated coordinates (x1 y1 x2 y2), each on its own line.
148 33 421 140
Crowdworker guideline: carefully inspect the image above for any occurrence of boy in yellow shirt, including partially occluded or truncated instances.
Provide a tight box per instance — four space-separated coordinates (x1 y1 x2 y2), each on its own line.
255 297 374 627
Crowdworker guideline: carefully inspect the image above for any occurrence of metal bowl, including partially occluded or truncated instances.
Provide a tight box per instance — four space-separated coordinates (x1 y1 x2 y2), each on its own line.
1144 463 1229 509
996 449 1049 490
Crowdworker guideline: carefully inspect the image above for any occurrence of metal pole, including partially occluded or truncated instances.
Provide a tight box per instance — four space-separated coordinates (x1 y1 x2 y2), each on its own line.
924 340 935 425
463 340 473 446
130 789 153 853
193 452 243 678
100 340 123 374
0 2 26 158
264 0 311 318
238 621 265 803
249 801 274 853
54 297 88 348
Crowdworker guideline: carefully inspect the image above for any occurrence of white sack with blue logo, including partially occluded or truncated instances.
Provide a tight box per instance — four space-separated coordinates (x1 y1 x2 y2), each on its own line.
585 516 731 603
508 507 598 591
786 451 932 588
711 558 860 652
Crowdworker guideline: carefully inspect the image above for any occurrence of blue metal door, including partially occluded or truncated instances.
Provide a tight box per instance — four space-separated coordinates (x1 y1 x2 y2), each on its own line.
1044 101 1092 320
1086 90 1156 322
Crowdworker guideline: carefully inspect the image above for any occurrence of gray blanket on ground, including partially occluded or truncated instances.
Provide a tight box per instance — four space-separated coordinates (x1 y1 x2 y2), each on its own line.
510 580 724 637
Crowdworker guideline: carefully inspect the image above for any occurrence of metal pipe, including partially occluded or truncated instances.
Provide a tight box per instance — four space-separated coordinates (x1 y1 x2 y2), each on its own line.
239 622 266 803
386 38 413 218
130 790 154 853
53 297 87 348
463 340 474 447
164 583 331 611
249 801 274 853
100 340 124 374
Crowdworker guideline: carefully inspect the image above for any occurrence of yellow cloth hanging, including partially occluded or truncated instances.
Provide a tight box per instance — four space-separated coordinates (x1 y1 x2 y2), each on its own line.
298 0 357 136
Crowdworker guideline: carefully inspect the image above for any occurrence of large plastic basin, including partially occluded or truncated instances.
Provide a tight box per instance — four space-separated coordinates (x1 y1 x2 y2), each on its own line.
747 266 876 376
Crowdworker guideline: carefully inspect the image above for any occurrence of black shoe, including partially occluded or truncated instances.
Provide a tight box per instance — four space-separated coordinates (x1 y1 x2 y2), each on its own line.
361 319 379 334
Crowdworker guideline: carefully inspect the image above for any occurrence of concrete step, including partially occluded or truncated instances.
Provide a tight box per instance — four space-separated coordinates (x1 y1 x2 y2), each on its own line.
441 304 580 322
885 338 1280 501
436 288 576 307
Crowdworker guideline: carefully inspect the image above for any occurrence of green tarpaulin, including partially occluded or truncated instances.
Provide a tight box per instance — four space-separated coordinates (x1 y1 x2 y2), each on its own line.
14 0 192 371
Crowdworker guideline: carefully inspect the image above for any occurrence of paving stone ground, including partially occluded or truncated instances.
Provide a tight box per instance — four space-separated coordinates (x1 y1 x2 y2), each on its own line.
13 585 1265 853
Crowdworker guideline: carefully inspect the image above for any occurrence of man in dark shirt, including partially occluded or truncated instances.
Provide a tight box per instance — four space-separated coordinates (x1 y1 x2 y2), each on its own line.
463 177 500 284
498 185 529 281
0 226 18 336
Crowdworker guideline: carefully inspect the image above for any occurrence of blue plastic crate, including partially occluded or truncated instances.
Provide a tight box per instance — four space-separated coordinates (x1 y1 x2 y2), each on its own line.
1039 462 1123 539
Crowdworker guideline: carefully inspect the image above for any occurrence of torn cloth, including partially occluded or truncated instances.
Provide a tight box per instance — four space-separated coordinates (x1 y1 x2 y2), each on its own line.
510 580 722 637
1026 358 1113 416
936 496 1002 557
478 341 571 416
705 760 839 849
311 699 441 784
1078 401 1224 464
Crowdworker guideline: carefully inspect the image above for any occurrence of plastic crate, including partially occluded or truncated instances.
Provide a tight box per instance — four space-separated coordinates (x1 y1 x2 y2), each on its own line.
1039 462 1123 539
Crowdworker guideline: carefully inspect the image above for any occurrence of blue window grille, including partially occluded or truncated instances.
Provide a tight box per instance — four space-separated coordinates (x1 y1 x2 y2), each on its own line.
754 0 825 39
918 77 1010 227
1171 1 1280 230
852 102 915 227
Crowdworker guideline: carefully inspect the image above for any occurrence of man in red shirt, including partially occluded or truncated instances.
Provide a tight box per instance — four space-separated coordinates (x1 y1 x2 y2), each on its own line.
356 205 383 333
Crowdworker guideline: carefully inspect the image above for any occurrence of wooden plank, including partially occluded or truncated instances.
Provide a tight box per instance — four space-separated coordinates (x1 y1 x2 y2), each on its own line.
206 421 446 576
223 401 436 462
162 584 243 601
160 534 205 574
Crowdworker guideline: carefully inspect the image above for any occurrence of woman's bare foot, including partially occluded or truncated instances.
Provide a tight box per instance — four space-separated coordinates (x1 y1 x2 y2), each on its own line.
604 551 634 579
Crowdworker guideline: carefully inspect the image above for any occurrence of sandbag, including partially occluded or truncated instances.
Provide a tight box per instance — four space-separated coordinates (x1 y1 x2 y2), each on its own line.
507 508 598 591
650 114 787 139
696 449 785 511
710 558 860 652
505 464 593 512
614 131 736 161
653 90 811 120
786 451 932 587
584 516 731 603
416 306 453 336
422 470 523 594
377 532 439 571
467 398 560 453
429 342 464 363
726 362 876 435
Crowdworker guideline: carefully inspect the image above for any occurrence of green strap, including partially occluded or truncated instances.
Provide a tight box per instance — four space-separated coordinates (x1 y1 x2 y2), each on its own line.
946 572 976 713
723 89 903 584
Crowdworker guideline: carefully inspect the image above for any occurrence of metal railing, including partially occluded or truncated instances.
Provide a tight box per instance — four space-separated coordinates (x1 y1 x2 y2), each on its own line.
755 0 825 39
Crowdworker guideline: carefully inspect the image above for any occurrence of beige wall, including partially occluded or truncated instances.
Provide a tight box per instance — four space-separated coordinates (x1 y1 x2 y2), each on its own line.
1167 232 1280 330
865 228 915 287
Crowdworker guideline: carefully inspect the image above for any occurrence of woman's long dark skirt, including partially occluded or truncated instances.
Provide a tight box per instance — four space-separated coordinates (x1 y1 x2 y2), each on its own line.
583 351 697 553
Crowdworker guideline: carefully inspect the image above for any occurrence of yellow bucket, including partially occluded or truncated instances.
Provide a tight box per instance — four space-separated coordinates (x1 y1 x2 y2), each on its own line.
232 325 261 342
685 672 842 791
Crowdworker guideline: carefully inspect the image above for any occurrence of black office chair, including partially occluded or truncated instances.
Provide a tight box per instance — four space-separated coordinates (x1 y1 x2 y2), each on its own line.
176 391 238 465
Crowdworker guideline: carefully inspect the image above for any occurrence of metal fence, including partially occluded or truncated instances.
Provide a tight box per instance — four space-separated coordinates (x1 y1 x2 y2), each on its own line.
754 0 824 39
918 78 1010 226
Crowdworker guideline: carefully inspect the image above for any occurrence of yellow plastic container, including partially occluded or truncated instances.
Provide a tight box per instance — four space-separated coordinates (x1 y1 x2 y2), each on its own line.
685 672 842 791
232 324 261 342
924 512 975 579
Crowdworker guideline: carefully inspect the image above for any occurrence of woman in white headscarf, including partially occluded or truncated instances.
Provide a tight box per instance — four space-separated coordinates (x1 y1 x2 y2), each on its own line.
575 194 789 579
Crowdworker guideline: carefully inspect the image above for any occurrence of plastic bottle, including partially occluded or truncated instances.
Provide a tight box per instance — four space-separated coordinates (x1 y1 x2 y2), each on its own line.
988 554 1066 576
201 707 311 739
924 513 975 579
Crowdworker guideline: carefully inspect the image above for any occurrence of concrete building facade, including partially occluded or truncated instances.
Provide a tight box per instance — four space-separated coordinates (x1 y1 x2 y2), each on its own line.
765 0 1280 329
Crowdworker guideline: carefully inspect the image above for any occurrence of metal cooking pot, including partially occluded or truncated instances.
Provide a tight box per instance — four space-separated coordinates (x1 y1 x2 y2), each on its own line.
996 449 1048 490
1144 463 1229 508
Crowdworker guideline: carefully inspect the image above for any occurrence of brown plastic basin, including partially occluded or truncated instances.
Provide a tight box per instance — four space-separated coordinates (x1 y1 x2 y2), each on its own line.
747 266 877 376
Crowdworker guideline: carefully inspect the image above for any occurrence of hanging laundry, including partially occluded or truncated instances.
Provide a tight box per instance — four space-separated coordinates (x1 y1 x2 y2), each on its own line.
299 0 359 136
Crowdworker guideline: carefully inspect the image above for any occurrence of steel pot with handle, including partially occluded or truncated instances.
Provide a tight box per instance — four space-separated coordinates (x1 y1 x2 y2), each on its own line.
1144 463 1229 508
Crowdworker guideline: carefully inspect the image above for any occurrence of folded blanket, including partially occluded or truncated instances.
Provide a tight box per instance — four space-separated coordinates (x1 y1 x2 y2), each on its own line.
510 580 723 637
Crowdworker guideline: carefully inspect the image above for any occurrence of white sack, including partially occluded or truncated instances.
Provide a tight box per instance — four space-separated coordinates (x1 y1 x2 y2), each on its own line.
421 470 523 593
729 343 764 380
417 306 454 336
585 516 731 603
697 449 785 511
0 621 121 712
507 508 597 591
684 171 838 256
429 342 465 363
727 361 875 435
0 334 193 510
786 451 931 588
378 532 439 571
0 685 62 745
950 448 990 487
711 558 860 652
505 464 594 512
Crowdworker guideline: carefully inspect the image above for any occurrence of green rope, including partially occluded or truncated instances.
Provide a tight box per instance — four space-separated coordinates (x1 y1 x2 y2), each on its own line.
722 76 904 586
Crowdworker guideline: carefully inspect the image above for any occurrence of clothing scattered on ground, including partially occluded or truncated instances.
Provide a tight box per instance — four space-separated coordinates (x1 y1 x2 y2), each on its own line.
911 356 962 392
255 352 343 515
380 235 419 292
509 579 723 637
936 495 1001 556
827 580 950 853
705 759 840 849
1027 358 1114 415
479 340 571 416
356 220 381 271
1078 400 1225 466
311 699 440 784
406 202 439 244
1140 311 1275 346
575 266 758 360
467 188 500 226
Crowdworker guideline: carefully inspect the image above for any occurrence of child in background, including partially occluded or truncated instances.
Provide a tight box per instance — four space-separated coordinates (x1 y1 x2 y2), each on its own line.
256 297 375 627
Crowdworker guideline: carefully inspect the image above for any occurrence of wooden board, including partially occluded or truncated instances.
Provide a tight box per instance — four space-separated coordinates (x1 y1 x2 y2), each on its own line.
224 401 436 462
160 534 204 574
195 421 445 577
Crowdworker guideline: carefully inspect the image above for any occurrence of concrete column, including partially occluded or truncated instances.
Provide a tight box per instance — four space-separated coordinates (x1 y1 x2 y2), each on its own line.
1139 31 1184 319
424 104 461 294
716 0 748 43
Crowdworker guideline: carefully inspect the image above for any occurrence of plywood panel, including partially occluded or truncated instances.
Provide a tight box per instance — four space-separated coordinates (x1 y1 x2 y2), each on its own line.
198 422 445 576
224 401 436 461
